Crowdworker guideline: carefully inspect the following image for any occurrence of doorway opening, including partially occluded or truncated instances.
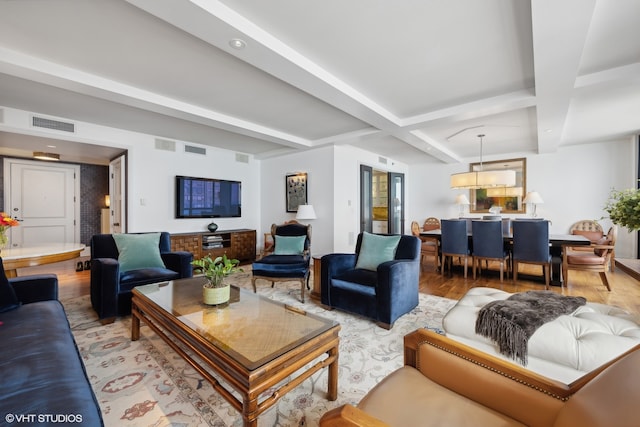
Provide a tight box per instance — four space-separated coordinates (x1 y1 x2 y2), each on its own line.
360 165 405 235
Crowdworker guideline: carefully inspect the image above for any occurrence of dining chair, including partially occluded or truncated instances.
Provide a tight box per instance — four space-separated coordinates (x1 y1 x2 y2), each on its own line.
512 220 552 289
482 215 501 220
562 226 617 291
412 217 441 270
440 219 471 278
568 219 614 271
411 221 438 270
471 220 510 281
501 218 512 235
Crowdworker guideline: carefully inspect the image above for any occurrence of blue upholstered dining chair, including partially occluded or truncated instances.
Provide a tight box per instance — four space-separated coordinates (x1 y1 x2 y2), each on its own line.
440 219 472 278
251 221 311 303
471 220 510 281
512 220 552 289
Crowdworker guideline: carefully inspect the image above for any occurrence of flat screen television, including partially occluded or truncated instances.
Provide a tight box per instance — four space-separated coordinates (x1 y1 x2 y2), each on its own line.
175 175 241 218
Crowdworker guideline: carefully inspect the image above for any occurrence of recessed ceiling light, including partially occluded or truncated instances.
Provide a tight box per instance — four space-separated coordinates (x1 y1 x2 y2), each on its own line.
46 144 57 148
33 151 60 161
229 38 246 50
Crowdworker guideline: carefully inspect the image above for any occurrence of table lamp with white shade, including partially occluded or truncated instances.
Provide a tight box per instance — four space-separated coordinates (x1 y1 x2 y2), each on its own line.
296 204 317 221
455 194 470 217
523 191 544 217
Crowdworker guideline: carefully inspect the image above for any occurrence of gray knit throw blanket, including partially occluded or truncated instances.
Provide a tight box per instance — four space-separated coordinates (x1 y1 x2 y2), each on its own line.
475 291 587 365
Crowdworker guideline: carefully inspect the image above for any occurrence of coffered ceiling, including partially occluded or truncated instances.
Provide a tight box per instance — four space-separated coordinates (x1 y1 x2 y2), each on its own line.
0 0 638 165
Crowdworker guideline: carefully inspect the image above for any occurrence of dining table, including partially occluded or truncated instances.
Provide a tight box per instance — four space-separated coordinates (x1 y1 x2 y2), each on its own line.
419 229 591 286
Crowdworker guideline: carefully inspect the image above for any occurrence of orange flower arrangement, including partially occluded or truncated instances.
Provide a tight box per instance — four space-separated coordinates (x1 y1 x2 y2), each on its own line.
0 212 19 248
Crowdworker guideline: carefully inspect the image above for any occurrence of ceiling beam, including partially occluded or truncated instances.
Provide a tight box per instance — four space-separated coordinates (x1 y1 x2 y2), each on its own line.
0 47 313 150
530 0 597 153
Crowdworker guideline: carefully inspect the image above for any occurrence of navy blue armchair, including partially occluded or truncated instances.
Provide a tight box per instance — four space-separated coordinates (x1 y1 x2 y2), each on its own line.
320 233 421 329
90 232 193 321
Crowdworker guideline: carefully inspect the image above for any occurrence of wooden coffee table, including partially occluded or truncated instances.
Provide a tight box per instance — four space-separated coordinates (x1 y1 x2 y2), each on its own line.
131 277 340 426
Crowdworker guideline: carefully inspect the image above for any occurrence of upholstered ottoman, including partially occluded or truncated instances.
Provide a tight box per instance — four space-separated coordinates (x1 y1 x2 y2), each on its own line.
443 287 640 383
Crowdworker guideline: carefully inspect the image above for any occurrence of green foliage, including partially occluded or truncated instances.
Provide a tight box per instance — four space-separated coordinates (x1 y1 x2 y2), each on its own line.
191 254 243 288
604 188 640 231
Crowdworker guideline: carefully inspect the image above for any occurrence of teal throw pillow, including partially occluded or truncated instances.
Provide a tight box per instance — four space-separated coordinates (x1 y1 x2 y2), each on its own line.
274 235 306 255
113 233 166 272
355 232 401 271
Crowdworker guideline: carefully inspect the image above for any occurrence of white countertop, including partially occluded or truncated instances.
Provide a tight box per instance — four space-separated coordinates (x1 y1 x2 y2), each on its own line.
1 243 86 260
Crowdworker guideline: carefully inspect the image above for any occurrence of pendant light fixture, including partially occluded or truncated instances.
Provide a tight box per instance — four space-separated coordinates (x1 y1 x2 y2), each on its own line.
450 134 516 189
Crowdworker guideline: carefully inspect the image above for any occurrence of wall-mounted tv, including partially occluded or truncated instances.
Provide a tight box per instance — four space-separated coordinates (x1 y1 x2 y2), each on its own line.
175 175 241 218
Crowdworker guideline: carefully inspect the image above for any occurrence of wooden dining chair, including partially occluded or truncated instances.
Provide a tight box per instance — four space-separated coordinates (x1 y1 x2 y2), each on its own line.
423 217 441 269
411 219 440 270
562 226 617 291
512 220 551 289
568 220 615 271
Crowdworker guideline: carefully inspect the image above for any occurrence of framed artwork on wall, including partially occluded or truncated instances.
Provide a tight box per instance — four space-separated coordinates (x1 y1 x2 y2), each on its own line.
286 172 308 212
469 157 526 214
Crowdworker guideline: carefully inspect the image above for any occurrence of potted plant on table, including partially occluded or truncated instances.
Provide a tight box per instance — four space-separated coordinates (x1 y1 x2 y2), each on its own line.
192 254 243 305
604 188 640 231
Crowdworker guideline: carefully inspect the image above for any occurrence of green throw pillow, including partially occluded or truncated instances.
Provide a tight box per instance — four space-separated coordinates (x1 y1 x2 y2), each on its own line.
355 232 401 271
113 233 166 272
274 235 306 255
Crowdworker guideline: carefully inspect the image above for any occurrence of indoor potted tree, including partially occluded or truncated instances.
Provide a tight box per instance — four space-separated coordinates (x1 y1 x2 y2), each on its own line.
604 187 640 231
192 254 243 305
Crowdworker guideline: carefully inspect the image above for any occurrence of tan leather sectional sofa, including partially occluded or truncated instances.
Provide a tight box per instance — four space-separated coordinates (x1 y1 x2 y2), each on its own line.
320 328 639 427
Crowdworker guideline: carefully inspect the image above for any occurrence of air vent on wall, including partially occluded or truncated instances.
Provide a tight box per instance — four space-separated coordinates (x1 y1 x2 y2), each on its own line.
185 144 206 155
155 138 176 152
235 153 249 163
378 156 388 165
32 116 75 133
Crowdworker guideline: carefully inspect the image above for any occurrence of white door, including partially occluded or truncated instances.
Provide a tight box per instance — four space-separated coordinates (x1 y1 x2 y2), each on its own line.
5 158 79 247
109 154 126 233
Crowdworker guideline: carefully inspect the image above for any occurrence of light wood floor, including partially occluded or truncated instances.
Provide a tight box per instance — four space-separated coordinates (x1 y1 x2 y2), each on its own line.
16 256 640 322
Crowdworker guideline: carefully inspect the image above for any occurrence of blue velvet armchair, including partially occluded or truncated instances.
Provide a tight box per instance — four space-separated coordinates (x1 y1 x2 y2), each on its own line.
252 222 311 302
320 232 421 329
90 232 193 321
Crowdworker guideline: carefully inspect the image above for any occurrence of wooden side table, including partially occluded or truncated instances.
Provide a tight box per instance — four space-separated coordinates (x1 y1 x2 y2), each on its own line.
311 255 323 301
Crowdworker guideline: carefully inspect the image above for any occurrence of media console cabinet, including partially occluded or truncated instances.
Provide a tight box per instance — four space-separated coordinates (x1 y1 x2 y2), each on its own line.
170 229 256 262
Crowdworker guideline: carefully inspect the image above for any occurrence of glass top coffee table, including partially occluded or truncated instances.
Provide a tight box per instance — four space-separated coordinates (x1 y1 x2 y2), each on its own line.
131 277 340 427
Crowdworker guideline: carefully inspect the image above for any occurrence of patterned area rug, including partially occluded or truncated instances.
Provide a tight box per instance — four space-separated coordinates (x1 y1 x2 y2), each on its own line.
63 271 456 427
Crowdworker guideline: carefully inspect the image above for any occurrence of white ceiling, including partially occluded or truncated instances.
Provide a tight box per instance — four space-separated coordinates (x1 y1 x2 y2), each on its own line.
0 0 638 165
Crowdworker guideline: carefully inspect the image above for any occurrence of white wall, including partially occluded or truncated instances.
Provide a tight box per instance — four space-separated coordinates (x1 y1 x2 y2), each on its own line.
125 139 260 234
259 145 335 256
3 105 637 259
259 144 409 255
407 138 638 258
0 107 261 245
332 145 409 253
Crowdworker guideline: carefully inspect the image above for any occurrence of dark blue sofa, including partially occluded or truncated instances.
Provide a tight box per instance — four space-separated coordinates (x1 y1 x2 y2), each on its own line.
320 233 421 329
0 257 104 426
